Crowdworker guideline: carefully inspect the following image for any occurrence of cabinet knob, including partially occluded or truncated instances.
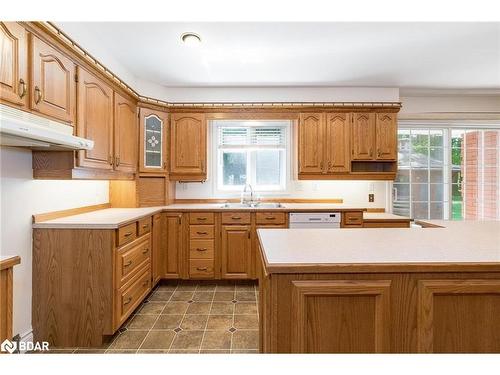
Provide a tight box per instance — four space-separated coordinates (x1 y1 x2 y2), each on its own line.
196 248 208 251
34 86 42 104
142 248 149 254
124 231 133 237
123 297 132 305
142 224 149 229
124 260 133 267
196 267 208 271
18 79 27 99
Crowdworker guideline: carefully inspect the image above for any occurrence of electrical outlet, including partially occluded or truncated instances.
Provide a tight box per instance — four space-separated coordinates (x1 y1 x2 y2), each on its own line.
368 193 374 202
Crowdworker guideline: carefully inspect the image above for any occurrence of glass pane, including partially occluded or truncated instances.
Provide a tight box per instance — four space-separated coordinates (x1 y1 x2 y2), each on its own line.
451 130 465 149
429 148 443 167
430 202 444 219
430 184 443 201
411 183 429 201
465 130 480 149
398 148 410 166
430 168 444 183
411 169 428 183
451 170 462 184
484 148 499 166
393 183 410 201
395 169 410 183
452 184 463 201
429 130 444 147
484 130 499 148
451 201 463 220
146 152 161 167
412 202 429 219
222 152 247 186
255 150 281 186
393 203 410 217
411 130 429 147
145 115 162 168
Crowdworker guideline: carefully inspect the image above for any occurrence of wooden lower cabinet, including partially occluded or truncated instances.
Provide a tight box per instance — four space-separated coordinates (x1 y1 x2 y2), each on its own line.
151 213 163 285
258 265 500 353
221 225 252 279
163 212 186 279
0 256 20 342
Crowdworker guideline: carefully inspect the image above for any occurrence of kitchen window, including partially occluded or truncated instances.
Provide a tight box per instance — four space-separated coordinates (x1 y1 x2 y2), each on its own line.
393 124 500 220
213 120 290 193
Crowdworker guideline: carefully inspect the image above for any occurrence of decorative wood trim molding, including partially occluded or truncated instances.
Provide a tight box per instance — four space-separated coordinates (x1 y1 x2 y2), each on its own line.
417 279 500 353
32 203 111 223
290 280 391 353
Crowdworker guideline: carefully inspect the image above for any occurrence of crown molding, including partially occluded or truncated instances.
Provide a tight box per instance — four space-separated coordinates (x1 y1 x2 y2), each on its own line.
400 88 500 97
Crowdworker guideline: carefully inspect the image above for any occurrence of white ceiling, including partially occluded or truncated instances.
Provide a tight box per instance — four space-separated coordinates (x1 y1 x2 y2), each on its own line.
57 22 500 89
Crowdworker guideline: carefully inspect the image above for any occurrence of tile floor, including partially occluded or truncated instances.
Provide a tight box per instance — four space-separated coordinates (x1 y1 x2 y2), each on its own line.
39 280 260 354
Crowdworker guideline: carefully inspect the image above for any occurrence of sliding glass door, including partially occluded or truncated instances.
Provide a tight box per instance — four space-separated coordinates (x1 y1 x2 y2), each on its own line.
393 124 500 221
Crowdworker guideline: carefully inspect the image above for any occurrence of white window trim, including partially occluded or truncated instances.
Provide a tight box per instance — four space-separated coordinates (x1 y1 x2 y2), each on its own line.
211 120 292 197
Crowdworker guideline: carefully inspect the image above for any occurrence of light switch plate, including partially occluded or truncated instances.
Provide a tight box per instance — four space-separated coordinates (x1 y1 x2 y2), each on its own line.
368 193 374 202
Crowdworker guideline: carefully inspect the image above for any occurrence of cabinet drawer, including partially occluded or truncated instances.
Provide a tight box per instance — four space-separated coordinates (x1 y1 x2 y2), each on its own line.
189 212 215 225
343 211 364 227
221 212 251 224
116 267 151 327
116 234 151 287
189 259 215 278
138 217 152 236
189 225 215 239
117 222 137 246
189 240 215 259
256 212 286 225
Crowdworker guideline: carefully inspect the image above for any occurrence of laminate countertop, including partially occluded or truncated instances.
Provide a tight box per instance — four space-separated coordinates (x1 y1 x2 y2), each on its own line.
32 204 387 229
257 220 500 273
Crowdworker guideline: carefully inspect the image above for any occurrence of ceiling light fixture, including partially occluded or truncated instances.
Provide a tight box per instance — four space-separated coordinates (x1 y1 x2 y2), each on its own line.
181 32 201 45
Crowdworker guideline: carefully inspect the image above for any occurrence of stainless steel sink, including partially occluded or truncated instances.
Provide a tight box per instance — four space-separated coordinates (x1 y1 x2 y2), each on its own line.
221 202 283 209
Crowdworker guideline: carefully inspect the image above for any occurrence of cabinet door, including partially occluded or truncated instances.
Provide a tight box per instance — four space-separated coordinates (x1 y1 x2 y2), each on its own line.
76 67 113 170
351 113 375 160
221 225 252 279
170 113 206 178
152 213 163 285
164 213 185 279
0 22 28 107
298 113 324 174
139 108 168 173
114 92 137 173
325 113 350 173
375 113 397 160
31 35 76 124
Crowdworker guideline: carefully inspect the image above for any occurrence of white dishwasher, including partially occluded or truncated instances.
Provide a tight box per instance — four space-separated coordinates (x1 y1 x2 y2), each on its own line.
289 212 341 228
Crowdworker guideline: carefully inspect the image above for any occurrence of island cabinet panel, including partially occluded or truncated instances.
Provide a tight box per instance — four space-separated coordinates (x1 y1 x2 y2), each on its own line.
290 280 391 353
417 279 500 353
325 113 351 173
76 67 114 170
0 22 29 108
375 113 397 160
351 113 375 160
30 35 76 124
298 113 324 174
170 113 206 180
114 92 138 173
163 212 186 279
221 225 252 279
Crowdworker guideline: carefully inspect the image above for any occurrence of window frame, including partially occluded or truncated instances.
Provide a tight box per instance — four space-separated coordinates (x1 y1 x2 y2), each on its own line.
211 120 292 195
393 120 500 220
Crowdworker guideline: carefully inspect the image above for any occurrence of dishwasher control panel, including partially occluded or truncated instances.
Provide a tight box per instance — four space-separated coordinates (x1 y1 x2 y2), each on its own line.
289 212 341 228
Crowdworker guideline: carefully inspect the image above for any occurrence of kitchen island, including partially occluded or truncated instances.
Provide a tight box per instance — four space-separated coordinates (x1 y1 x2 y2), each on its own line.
257 221 500 353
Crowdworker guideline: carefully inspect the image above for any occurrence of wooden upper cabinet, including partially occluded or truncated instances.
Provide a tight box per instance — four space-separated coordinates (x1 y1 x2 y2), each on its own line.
375 113 397 160
325 113 350 173
221 225 252 279
114 92 137 173
170 113 206 179
351 113 375 160
298 113 324 174
139 108 168 174
76 67 113 170
0 22 28 108
30 35 76 124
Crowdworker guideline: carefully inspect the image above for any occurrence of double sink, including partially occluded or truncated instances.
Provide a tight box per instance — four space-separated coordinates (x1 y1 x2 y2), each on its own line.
220 202 284 209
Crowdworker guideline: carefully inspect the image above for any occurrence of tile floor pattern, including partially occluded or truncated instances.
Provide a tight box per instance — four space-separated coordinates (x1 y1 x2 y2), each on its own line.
40 280 260 354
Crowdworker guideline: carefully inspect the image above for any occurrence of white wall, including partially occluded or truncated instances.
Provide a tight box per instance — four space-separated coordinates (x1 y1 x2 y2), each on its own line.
0 147 109 338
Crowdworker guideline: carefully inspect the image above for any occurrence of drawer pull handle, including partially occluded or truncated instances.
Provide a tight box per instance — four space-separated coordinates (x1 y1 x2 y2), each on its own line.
19 78 27 99
142 224 149 229
142 248 149 254
196 231 208 235
124 260 133 267
231 216 241 220
196 248 207 251
196 267 208 271
197 217 207 221
265 217 276 220
34 86 42 104
123 297 132 305
124 231 133 237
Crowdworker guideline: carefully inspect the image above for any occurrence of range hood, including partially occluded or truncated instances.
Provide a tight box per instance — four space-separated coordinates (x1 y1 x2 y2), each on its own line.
0 104 94 151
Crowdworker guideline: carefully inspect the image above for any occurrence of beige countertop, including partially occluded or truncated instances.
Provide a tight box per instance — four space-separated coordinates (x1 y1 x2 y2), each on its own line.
32 203 381 229
363 212 410 221
258 220 500 273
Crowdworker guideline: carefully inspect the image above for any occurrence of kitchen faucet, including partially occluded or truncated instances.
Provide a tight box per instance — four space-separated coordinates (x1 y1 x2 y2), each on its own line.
241 183 254 205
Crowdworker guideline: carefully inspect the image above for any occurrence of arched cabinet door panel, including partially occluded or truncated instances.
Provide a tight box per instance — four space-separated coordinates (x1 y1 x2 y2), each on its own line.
114 92 137 173
0 22 28 108
375 113 397 160
351 113 375 160
325 113 351 173
298 113 325 174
